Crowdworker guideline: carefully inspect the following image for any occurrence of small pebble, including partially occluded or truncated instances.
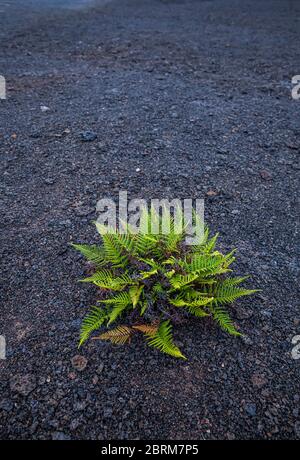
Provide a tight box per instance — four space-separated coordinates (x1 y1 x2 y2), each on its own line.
71 355 88 371
40 105 50 112
80 131 97 142
244 403 257 417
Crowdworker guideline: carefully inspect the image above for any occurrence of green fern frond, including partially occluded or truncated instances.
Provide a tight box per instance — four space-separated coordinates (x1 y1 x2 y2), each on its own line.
99 292 132 325
139 258 160 269
169 273 199 289
204 233 219 253
116 232 135 253
107 303 129 325
139 268 158 279
218 249 236 268
152 283 164 294
184 305 210 317
170 293 211 316
95 223 128 267
168 297 186 307
191 278 217 285
210 305 241 336
79 306 108 347
80 268 113 283
162 212 184 252
220 276 250 286
147 320 186 359
99 292 131 305
71 243 106 266
129 285 144 307
104 233 128 267
169 295 213 308
139 301 148 315
81 270 133 291
164 269 175 279
152 245 168 261
213 283 257 306
138 258 160 279
162 256 177 265
165 231 182 253
139 206 152 234
184 254 225 275
190 224 209 249
201 225 210 245
134 233 157 257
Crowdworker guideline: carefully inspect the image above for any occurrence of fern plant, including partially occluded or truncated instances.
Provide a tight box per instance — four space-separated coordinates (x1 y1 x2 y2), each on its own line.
72 210 257 359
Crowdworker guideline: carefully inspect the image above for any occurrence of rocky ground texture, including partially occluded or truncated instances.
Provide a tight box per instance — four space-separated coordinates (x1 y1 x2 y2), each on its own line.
0 0 300 440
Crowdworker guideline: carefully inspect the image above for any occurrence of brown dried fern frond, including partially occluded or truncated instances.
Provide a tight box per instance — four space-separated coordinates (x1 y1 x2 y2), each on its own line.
94 325 132 345
132 320 160 337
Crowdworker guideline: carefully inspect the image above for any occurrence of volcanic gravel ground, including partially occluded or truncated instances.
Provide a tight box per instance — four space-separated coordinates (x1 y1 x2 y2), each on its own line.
0 0 300 440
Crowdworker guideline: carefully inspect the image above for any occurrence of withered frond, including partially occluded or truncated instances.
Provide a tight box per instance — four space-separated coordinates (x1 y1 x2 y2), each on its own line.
132 320 160 337
94 325 132 345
